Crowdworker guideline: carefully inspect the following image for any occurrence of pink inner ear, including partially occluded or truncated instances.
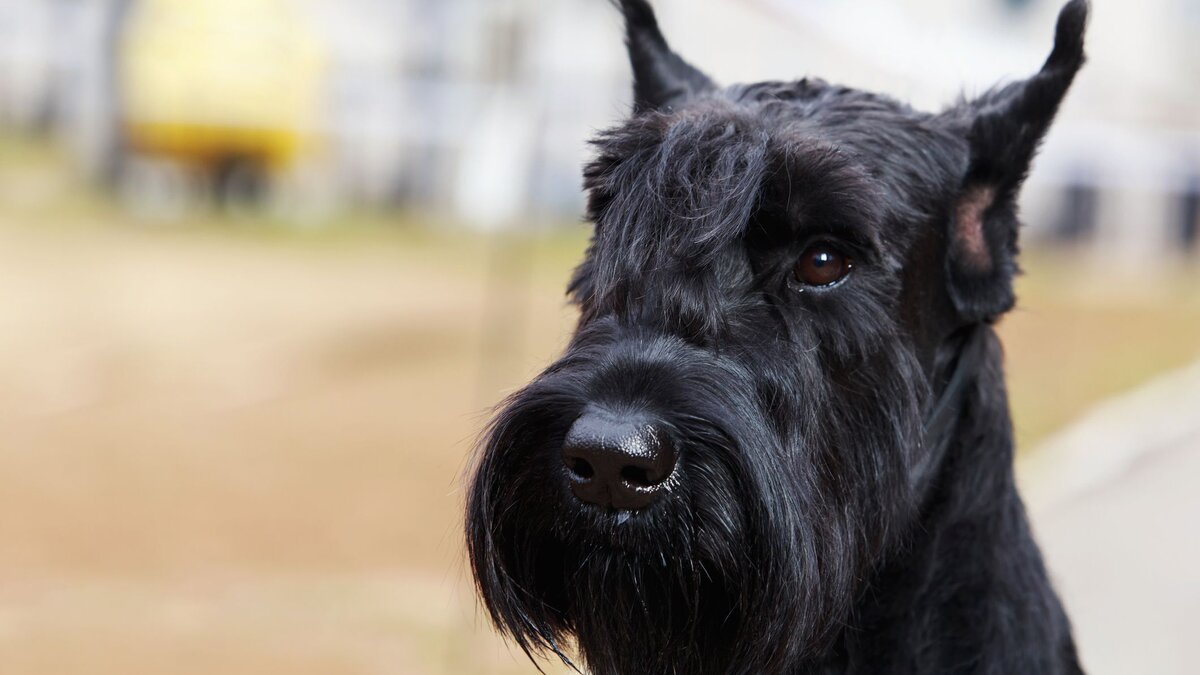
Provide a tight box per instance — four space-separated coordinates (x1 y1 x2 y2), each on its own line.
954 185 996 274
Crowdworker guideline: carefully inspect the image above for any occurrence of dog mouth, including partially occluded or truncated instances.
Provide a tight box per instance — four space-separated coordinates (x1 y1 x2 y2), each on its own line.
555 488 677 551
468 394 784 674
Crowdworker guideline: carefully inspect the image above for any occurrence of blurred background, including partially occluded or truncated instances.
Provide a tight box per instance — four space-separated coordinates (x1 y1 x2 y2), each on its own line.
0 0 1197 673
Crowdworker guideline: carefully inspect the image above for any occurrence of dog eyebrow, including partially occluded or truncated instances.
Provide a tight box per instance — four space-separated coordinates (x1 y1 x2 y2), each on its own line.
750 145 882 250
585 108 774 263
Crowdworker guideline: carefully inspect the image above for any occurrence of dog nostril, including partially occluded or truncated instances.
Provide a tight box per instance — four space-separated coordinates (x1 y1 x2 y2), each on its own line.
620 465 654 488
568 457 594 480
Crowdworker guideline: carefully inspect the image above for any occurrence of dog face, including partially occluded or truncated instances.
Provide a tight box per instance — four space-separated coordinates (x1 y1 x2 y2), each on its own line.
467 2 1087 672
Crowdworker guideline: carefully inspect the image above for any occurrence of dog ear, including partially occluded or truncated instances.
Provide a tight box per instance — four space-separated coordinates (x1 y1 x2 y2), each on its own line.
944 0 1088 322
615 0 716 113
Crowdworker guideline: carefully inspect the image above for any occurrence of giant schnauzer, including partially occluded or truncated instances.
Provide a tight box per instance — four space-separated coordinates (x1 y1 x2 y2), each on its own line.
467 1 1089 672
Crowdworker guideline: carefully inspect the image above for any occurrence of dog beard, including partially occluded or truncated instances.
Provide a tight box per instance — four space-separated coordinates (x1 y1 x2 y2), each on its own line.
469 410 793 674
466 331 926 674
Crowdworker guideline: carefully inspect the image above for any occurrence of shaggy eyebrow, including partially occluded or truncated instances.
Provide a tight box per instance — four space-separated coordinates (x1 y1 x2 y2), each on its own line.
750 148 881 249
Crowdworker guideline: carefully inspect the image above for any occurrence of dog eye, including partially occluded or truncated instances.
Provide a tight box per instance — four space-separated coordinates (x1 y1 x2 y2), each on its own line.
794 244 852 287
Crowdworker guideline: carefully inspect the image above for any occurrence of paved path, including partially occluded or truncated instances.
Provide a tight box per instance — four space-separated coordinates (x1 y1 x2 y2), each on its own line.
1020 360 1200 675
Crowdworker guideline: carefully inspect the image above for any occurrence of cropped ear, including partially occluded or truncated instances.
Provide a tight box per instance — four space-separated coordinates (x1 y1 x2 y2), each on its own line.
944 0 1088 322
614 0 716 113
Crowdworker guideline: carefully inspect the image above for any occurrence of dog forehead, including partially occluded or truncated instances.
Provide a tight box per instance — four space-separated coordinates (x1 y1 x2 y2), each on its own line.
585 83 962 253
731 78 916 117
733 79 969 243
597 79 932 164
727 79 965 186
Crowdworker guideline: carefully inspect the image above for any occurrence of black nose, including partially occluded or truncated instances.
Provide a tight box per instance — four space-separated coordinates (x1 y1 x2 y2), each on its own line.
561 410 678 510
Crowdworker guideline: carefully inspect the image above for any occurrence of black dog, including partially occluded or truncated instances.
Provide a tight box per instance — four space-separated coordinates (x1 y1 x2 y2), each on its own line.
467 1 1088 672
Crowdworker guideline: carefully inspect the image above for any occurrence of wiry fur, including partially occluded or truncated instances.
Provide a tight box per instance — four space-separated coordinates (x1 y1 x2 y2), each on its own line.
467 2 1089 673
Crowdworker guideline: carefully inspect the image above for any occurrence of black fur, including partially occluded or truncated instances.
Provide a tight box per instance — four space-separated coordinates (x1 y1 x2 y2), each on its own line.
467 2 1089 673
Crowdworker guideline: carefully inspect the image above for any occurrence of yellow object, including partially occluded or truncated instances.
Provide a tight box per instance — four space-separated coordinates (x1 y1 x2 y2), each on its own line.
118 0 326 169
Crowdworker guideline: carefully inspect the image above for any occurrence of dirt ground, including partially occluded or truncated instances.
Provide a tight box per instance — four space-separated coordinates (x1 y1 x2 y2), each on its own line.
0 217 575 674
1 191 1197 673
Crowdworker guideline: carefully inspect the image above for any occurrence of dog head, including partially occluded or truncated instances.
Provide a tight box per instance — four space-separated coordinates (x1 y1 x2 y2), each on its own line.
467 2 1088 672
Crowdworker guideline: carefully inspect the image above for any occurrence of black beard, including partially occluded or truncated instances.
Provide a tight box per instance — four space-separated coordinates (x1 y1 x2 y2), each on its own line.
466 331 926 674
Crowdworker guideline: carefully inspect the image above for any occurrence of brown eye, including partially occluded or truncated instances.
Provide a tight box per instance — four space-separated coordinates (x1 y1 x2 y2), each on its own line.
794 244 852 287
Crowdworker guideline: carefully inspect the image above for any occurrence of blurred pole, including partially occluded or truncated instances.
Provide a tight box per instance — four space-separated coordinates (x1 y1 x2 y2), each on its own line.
411 0 452 206
1052 180 1099 246
1179 174 1200 258
99 0 133 186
